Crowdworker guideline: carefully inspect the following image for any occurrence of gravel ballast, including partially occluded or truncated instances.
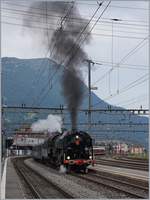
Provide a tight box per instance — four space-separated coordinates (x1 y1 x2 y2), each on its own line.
24 158 105 198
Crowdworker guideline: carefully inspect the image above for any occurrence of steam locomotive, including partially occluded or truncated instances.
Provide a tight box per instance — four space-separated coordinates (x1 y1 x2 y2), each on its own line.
32 130 95 173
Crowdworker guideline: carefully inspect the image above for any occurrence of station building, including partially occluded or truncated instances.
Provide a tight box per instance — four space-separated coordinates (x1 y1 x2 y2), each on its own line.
9 126 48 156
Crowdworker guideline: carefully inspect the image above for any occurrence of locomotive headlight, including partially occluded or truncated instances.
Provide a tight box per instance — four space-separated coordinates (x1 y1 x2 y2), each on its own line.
67 156 70 160
89 156 92 159
75 135 79 139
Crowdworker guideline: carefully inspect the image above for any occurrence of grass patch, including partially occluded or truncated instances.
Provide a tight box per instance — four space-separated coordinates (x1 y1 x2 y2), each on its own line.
127 153 149 160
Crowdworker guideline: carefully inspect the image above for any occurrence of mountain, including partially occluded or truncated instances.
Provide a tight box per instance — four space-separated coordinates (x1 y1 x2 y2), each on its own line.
2 57 148 148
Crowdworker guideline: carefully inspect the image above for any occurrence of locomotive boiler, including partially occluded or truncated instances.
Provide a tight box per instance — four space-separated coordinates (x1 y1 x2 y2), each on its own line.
32 130 95 173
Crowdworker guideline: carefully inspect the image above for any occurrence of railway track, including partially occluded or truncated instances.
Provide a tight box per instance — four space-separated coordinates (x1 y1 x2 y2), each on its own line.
72 170 149 199
96 158 149 171
12 157 74 199
12 157 148 199
115 157 149 163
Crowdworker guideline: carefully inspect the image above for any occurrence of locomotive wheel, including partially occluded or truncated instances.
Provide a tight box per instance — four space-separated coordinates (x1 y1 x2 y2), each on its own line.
83 167 88 174
75 168 80 173
66 165 71 173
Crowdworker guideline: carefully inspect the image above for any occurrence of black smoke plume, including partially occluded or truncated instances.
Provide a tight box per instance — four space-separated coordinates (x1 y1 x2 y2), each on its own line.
24 1 91 130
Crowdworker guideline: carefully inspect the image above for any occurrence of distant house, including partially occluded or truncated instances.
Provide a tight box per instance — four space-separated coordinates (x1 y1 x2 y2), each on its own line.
113 143 128 155
129 145 145 154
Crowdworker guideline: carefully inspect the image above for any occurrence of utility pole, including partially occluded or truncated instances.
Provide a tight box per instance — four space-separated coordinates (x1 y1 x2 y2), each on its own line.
84 59 95 133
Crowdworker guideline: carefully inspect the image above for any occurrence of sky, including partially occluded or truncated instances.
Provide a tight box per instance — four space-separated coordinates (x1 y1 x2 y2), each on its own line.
1 0 149 109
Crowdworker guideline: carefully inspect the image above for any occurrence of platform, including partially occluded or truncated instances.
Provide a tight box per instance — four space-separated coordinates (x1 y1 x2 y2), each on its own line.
89 164 149 182
1 157 25 199
1 157 5 178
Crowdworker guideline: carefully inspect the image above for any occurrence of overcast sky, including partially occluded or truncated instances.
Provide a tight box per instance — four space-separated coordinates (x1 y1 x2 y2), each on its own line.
1 0 149 109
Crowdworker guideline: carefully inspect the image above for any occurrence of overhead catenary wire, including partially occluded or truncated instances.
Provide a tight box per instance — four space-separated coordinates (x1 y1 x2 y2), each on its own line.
31 2 75 106
1 6 149 28
75 1 148 10
80 64 148 103
38 3 75 76
119 37 148 64
93 60 149 69
36 0 106 105
2 6 148 32
90 36 148 99
3 1 148 109
114 93 148 106
107 36 148 95
65 0 111 66
1 1 149 21
94 62 148 71
2 21 148 40
121 99 148 108
82 62 146 102
119 95 148 108
92 73 148 107
2 1 149 14
2 14 148 35
36 1 112 106
3 16 148 33
35 10 105 105
49 1 75 58
37 1 147 106
111 76 148 96
3 15 148 34
91 39 148 105
24 3 74 106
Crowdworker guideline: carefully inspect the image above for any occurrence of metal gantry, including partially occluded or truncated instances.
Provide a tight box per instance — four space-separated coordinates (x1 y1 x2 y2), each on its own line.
2 106 149 115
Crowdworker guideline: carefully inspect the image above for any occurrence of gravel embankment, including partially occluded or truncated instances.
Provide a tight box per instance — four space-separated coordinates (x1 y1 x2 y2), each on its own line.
25 159 104 198
24 159 135 198
65 172 131 198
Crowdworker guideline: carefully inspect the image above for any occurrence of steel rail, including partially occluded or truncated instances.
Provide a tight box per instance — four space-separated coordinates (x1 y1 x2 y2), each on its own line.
95 159 148 171
96 158 148 165
26 165 74 199
117 157 148 163
73 173 148 199
12 159 42 199
12 158 74 199
89 172 149 191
